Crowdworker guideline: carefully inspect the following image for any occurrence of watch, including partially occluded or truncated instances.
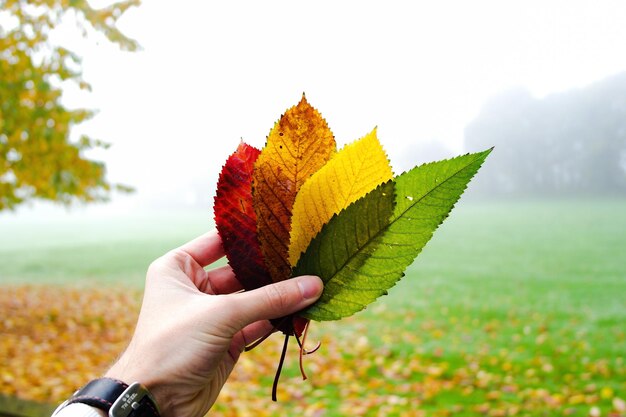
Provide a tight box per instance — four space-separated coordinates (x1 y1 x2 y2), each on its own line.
53 378 160 417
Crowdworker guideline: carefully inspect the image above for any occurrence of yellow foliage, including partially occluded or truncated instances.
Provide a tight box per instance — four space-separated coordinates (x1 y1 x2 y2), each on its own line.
0 286 141 402
288 128 393 265
0 0 138 210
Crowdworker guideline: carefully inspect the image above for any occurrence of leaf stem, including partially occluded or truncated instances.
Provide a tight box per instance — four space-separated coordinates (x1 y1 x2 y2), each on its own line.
245 316 290 351
298 321 309 380
295 320 322 380
244 326 274 352
272 333 290 402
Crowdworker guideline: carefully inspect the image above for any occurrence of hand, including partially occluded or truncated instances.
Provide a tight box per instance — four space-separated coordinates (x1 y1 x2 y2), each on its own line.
105 231 323 417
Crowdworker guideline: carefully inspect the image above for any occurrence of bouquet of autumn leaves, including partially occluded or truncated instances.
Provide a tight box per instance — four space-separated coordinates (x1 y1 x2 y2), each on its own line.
213 96 491 400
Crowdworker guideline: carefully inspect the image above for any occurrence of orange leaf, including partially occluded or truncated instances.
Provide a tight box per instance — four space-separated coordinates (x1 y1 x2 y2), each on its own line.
252 95 336 282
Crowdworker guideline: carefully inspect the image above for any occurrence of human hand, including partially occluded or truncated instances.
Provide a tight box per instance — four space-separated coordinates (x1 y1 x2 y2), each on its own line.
105 230 323 417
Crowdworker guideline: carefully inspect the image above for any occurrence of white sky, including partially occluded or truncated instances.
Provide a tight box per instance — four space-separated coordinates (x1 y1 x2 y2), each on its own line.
7 0 626 217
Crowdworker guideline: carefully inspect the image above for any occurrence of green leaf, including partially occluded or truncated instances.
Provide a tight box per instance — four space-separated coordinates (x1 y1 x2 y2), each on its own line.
294 148 492 321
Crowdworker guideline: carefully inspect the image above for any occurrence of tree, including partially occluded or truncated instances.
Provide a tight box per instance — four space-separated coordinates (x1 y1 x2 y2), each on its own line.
0 0 139 211
465 73 626 197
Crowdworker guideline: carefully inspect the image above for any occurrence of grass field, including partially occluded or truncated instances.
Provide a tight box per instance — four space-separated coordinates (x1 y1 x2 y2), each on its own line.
1 200 625 416
0 208 218 285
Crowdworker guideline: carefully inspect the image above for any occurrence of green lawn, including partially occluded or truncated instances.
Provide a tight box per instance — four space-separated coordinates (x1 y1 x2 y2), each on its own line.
1 200 625 416
0 209 219 285
346 199 626 415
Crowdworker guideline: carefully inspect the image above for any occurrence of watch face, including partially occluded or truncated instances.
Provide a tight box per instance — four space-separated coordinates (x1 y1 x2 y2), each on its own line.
56 379 159 417
110 382 158 417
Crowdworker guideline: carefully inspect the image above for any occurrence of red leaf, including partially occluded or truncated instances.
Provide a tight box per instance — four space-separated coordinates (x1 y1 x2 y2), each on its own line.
214 143 306 338
214 142 273 291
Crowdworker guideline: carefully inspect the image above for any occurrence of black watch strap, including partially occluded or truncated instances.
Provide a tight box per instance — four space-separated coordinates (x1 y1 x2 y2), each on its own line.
66 378 160 417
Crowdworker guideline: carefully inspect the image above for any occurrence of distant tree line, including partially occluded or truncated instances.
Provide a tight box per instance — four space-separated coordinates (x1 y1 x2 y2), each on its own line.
465 72 626 197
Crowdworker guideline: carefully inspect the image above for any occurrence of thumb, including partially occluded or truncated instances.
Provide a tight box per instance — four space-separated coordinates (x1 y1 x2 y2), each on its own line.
228 275 323 329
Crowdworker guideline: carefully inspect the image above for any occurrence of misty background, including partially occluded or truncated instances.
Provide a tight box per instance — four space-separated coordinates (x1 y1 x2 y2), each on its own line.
2 0 626 224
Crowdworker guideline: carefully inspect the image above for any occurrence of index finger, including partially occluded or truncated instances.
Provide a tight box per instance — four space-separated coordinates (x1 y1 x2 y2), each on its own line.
177 230 225 267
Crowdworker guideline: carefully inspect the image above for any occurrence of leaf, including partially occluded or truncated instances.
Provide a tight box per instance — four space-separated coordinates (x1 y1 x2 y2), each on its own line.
252 95 336 283
288 128 393 266
214 142 273 290
294 149 492 321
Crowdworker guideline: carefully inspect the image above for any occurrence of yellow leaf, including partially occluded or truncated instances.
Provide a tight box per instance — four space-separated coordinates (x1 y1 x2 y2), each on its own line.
600 386 614 399
288 128 393 265
253 95 336 282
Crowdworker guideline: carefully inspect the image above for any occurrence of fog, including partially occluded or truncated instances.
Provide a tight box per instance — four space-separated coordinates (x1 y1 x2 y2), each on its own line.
466 73 626 198
4 0 626 220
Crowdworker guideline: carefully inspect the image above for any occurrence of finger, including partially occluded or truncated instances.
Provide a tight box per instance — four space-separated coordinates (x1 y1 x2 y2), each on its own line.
196 264 244 295
227 276 323 329
177 230 224 267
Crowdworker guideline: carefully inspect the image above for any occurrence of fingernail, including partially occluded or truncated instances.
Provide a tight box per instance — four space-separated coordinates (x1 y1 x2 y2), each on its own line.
297 275 323 299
